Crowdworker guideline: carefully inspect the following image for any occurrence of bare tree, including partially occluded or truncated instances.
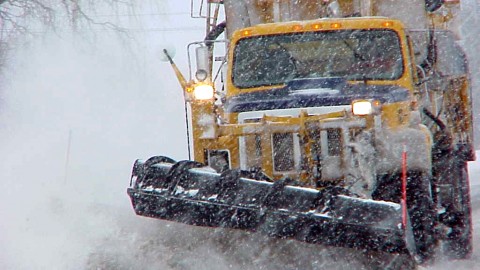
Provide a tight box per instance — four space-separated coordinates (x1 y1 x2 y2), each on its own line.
0 0 133 32
0 0 135 67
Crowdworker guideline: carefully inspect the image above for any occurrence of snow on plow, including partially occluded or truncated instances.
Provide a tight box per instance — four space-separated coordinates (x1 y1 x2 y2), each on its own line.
128 157 416 256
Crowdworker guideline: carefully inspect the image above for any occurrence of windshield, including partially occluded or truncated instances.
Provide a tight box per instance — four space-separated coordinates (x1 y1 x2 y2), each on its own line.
232 30 404 88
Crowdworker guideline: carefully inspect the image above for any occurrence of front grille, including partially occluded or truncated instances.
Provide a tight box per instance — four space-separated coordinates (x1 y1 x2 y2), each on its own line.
205 149 230 173
272 133 295 172
327 129 342 156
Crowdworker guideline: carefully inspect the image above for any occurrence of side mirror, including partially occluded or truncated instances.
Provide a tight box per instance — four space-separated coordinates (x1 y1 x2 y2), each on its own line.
159 45 188 90
196 46 210 77
159 45 176 62
195 69 208 82
425 0 443 12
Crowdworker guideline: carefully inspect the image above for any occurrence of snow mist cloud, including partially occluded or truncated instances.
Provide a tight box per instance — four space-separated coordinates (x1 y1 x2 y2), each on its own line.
0 21 189 269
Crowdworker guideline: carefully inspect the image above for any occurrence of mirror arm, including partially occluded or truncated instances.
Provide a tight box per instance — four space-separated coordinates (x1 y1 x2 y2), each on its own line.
164 49 188 90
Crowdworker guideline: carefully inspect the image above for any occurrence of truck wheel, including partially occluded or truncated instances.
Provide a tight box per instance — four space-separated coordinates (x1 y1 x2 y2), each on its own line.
373 171 437 263
406 171 437 263
441 161 473 259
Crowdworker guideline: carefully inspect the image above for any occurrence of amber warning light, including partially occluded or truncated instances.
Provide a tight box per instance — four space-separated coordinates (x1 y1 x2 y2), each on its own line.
242 30 251 36
382 21 394 27
292 25 303 31
331 23 342 29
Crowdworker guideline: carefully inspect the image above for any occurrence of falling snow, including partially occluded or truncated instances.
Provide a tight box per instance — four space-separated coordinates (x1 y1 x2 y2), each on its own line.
0 1 479 269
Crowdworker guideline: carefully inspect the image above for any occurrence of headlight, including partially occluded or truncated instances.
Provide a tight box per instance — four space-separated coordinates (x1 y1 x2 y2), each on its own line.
193 84 214 100
352 100 374 115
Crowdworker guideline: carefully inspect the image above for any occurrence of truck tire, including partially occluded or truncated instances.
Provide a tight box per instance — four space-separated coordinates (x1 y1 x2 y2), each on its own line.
441 161 473 259
372 171 437 263
407 171 437 263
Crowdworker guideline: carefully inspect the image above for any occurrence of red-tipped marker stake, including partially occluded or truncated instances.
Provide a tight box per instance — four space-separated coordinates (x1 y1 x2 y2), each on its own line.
401 144 408 229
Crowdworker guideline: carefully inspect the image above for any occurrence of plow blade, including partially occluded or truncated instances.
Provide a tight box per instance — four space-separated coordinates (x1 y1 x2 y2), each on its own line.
127 158 416 256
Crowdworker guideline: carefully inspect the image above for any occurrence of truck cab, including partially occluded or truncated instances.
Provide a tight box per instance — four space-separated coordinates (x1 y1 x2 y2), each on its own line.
191 17 428 191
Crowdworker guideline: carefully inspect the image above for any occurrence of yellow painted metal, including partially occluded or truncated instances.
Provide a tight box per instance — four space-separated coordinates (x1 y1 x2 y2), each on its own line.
443 76 474 144
217 111 349 136
190 101 217 163
162 49 189 91
381 102 411 129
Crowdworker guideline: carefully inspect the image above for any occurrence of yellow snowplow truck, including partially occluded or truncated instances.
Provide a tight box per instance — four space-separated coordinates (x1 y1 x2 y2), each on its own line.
128 0 475 263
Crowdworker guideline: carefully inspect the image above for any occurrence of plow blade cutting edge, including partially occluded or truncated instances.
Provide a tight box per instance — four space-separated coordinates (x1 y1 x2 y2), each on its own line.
127 158 417 256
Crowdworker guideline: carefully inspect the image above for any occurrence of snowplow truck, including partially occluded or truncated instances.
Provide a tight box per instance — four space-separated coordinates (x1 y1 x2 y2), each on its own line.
128 0 475 263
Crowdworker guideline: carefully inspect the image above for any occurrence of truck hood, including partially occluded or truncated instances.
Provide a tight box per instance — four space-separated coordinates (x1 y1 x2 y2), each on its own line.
225 77 410 113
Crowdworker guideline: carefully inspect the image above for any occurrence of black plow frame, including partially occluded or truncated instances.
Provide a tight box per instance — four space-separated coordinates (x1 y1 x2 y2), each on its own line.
127 159 417 256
